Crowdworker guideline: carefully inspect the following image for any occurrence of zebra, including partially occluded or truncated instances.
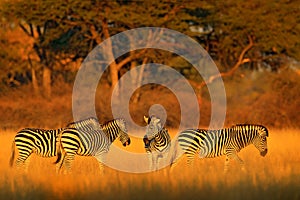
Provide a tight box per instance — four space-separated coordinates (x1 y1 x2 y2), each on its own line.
9 117 100 173
55 118 131 174
143 115 171 171
170 124 268 173
9 127 64 172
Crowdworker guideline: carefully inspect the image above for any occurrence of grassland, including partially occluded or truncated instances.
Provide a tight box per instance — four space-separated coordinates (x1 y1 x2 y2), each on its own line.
1 129 300 200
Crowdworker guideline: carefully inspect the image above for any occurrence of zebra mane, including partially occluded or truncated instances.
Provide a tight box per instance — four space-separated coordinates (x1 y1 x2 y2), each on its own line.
232 123 262 126
102 118 122 124
154 127 168 136
22 127 64 134
231 124 268 137
101 118 126 131
100 118 129 144
67 117 100 129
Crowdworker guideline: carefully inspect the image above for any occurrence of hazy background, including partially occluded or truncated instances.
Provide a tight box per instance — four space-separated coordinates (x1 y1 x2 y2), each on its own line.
1 0 300 130
0 1 300 199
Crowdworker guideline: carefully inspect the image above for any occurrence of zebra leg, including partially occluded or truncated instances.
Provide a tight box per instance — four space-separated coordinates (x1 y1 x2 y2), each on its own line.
232 154 245 172
186 154 195 166
153 152 159 171
95 152 107 174
147 152 153 171
224 149 235 173
98 162 105 174
224 156 230 173
15 157 25 171
62 153 76 174
160 150 169 176
157 153 162 171
15 152 31 173
23 156 32 173
224 153 245 173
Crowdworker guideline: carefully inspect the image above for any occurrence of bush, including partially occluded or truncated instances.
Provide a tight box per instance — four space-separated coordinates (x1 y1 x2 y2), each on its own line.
225 69 300 128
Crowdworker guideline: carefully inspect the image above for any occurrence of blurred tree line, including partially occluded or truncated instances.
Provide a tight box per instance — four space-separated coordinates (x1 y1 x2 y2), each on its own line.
0 0 300 98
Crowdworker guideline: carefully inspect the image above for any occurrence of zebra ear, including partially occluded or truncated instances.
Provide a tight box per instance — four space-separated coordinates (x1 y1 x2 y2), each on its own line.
260 130 268 137
144 116 150 124
258 125 268 137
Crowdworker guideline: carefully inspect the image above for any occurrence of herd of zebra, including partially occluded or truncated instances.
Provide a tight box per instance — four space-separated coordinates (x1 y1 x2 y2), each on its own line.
9 115 269 174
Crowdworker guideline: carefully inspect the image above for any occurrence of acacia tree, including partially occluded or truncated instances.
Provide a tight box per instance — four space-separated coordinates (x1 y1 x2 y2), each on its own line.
5 0 298 100
88 1 203 93
205 0 300 74
56 0 205 97
1 0 86 98
182 0 300 99
0 20 29 89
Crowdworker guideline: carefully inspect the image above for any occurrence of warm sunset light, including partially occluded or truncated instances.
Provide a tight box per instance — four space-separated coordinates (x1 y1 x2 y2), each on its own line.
0 0 299 199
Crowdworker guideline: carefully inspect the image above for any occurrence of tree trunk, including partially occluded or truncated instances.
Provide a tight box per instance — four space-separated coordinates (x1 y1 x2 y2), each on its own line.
130 60 137 89
43 66 51 99
199 35 254 88
196 35 254 105
101 19 120 97
31 67 40 96
28 55 40 96
110 64 120 96
132 57 148 104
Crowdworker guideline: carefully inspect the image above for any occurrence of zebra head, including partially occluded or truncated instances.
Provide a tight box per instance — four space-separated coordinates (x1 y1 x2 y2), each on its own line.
143 115 162 142
115 118 131 147
253 125 268 157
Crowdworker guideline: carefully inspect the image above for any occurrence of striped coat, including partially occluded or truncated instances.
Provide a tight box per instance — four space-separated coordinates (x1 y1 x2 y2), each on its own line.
171 124 268 172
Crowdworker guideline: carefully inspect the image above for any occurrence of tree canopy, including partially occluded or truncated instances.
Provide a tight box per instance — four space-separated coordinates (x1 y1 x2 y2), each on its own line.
0 0 299 93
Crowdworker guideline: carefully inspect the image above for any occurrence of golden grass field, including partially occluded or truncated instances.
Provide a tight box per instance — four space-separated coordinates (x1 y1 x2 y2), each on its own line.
1 129 300 200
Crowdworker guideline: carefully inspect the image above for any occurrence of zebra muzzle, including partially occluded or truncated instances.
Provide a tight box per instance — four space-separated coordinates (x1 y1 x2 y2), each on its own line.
123 138 131 146
143 137 150 147
260 149 268 157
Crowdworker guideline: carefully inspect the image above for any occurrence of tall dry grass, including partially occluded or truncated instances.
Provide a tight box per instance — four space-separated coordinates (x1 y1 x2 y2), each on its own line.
0 129 299 200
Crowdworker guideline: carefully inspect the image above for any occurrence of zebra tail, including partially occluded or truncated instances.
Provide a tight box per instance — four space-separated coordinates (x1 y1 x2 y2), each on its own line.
9 140 15 167
54 150 62 164
54 135 62 164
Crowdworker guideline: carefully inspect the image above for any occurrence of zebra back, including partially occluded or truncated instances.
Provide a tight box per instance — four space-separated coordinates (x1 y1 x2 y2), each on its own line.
231 124 268 137
171 124 269 172
14 127 64 157
177 124 268 158
66 117 100 131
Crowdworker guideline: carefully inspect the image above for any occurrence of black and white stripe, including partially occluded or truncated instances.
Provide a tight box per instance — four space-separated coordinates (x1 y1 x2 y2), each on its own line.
9 127 64 172
143 115 171 171
171 124 268 172
9 117 101 172
55 118 131 174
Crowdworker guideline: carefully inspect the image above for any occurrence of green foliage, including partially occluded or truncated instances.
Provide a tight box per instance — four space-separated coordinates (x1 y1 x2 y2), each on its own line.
206 0 300 68
0 0 300 88
0 24 28 89
224 68 300 128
